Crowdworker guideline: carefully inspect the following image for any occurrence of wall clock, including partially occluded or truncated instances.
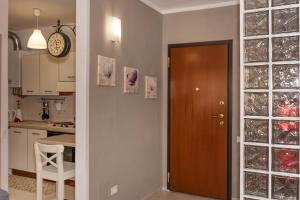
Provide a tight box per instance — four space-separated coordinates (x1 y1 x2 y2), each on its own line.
47 31 71 57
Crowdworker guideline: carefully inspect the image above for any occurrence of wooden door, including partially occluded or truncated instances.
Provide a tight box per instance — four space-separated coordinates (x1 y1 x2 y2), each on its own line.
22 54 40 95
169 42 230 199
39 54 59 96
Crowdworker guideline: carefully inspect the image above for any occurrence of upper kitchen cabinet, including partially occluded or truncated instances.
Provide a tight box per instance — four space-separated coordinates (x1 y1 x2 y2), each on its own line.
39 54 59 95
22 54 40 95
56 52 76 92
59 52 75 82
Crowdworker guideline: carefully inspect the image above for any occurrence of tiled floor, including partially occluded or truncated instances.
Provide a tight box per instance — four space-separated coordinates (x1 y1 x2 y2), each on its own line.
147 191 217 200
9 186 75 200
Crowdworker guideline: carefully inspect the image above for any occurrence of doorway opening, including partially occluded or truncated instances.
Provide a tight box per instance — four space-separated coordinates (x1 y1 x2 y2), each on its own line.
0 0 89 199
167 40 232 200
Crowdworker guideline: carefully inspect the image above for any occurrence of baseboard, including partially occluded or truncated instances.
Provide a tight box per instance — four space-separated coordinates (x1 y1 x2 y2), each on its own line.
141 187 163 200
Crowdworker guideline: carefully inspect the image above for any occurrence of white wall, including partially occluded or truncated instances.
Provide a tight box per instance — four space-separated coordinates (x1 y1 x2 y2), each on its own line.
0 0 8 190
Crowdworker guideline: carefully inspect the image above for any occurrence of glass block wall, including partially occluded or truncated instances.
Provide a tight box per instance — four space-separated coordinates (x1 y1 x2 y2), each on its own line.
241 0 300 199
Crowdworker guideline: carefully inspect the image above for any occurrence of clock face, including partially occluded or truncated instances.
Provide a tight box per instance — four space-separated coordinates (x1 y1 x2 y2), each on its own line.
48 33 66 57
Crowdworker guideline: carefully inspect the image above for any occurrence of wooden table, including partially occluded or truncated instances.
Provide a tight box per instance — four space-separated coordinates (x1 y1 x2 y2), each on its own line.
38 134 75 147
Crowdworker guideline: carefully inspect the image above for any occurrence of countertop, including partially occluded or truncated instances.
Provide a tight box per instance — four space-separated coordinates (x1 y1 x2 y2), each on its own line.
38 134 75 147
9 120 75 134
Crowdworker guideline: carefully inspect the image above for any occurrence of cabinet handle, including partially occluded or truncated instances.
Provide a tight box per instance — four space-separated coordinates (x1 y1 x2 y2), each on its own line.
13 131 22 134
26 90 34 93
44 91 53 93
32 133 41 136
67 76 76 79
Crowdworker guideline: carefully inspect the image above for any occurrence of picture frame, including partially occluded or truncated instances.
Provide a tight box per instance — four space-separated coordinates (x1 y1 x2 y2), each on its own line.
145 76 157 99
97 55 116 86
124 66 139 94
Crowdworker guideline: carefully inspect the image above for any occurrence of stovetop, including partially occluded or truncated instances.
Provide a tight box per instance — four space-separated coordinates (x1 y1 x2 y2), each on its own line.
51 122 75 128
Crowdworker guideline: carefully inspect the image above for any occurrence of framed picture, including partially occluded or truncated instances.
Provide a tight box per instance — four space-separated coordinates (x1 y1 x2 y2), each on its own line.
145 76 157 99
97 55 116 86
124 66 139 93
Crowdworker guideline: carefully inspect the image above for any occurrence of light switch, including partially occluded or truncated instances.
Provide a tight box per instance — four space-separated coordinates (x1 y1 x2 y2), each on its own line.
110 185 118 196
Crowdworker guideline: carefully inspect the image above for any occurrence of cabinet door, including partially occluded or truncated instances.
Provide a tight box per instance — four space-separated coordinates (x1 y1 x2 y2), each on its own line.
59 52 76 82
40 54 59 95
27 129 47 172
9 128 28 171
22 54 40 95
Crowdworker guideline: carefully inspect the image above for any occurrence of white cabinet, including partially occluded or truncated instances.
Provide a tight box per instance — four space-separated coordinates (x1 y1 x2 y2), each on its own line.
9 128 47 173
22 54 40 95
27 129 47 172
9 128 28 171
39 54 59 95
21 52 75 95
59 52 76 82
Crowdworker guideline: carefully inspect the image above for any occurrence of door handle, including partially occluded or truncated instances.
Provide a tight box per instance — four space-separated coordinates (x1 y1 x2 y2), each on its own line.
211 114 225 119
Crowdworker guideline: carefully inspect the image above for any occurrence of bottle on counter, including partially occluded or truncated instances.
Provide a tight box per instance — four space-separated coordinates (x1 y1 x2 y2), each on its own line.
14 100 23 122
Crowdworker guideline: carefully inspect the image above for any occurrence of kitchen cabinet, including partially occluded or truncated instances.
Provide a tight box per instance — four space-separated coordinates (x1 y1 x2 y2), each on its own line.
27 129 47 172
9 128 47 173
9 128 28 171
22 54 40 95
39 54 59 95
21 52 75 95
59 52 76 82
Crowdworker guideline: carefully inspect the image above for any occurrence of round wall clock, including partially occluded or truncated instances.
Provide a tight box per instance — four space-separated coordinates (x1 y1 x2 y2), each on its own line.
47 32 71 57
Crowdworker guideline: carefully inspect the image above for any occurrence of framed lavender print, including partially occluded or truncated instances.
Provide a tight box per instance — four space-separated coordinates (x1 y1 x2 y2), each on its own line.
97 55 116 86
145 76 157 99
124 66 139 93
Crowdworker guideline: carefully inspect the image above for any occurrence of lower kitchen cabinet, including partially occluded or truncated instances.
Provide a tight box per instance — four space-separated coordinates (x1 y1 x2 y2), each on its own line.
27 129 47 172
9 128 47 173
9 128 28 171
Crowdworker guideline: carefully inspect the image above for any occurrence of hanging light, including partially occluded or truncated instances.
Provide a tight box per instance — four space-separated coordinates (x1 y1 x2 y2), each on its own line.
27 9 47 49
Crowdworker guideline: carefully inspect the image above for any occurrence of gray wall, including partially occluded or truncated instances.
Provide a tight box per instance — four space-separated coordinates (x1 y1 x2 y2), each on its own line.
162 5 240 198
89 0 163 199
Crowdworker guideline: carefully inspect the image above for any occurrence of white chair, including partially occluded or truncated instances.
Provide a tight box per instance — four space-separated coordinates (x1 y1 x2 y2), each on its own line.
34 142 75 200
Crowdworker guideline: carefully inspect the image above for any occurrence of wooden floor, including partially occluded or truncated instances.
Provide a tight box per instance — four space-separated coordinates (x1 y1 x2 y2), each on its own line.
147 191 217 200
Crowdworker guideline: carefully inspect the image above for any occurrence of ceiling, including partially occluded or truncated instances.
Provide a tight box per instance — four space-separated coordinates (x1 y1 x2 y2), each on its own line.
140 0 239 14
9 0 75 30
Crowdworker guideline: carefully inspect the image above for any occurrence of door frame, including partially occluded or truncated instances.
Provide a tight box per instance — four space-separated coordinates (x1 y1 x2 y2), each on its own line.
167 40 233 199
0 0 90 199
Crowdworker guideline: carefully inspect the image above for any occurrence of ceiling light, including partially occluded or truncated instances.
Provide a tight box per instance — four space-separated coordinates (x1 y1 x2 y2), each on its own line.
27 9 47 49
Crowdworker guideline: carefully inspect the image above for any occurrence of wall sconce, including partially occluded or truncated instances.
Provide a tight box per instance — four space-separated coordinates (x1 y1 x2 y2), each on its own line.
108 16 121 43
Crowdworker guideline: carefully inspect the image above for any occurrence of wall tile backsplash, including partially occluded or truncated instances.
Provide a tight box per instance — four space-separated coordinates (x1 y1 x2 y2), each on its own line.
9 90 75 122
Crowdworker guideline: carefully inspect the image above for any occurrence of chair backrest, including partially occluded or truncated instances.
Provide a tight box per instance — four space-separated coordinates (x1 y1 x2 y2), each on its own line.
34 142 64 174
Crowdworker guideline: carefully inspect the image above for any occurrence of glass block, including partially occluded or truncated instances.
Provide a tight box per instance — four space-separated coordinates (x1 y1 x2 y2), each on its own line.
272 36 299 61
245 0 268 10
245 11 269 36
245 119 269 143
245 39 269 63
245 93 269 116
245 172 268 197
273 64 299 89
272 175 299 199
245 65 268 89
272 8 299 34
245 145 269 170
273 120 299 145
272 0 299 6
272 148 299 173
273 93 299 117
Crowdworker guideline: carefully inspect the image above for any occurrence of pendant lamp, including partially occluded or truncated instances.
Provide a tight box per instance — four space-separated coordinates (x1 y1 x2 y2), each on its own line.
27 9 47 49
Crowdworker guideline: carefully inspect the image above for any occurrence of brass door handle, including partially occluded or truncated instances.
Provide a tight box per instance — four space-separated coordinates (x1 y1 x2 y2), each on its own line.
211 114 225 119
